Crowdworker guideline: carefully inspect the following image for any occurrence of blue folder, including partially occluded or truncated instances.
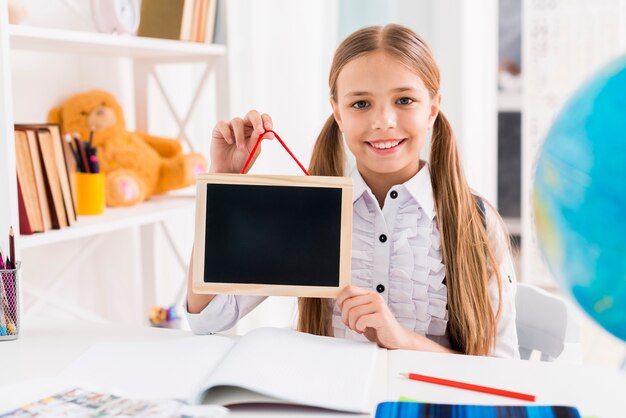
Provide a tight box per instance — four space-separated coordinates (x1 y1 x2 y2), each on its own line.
375 402 581 418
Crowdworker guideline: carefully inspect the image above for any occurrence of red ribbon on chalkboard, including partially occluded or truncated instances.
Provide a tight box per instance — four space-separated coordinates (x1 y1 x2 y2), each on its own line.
240 129 310 176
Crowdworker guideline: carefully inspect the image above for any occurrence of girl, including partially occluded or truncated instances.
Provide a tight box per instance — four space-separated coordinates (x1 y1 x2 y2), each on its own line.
186 24 519 358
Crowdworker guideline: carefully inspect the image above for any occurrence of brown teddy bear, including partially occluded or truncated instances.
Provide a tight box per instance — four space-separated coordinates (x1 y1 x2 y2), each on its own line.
48 89 207 207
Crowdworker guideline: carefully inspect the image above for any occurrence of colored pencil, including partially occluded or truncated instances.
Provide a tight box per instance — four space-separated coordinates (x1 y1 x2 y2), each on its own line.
8 227 15 269
73 134 91 173
65 133 81 167
400 373 536 402
88 126 94 149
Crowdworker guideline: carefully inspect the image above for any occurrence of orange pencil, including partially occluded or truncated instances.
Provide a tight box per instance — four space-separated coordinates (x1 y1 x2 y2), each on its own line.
400 372 536 402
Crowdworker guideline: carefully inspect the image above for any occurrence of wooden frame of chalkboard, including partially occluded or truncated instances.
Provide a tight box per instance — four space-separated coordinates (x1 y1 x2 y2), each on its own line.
193 174 353 298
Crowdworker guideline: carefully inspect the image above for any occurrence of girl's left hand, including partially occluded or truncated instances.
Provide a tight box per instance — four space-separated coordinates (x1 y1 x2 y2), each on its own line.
337 285 411 349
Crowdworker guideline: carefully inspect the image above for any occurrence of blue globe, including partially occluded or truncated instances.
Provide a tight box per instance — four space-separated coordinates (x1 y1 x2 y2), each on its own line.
533 55 626 343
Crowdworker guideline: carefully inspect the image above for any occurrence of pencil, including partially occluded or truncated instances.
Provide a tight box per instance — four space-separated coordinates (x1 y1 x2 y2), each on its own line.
5 227 16 320
400 372 536 402
65 133 81 167
89 154 100 174
8 227 15 270
73 134 91 173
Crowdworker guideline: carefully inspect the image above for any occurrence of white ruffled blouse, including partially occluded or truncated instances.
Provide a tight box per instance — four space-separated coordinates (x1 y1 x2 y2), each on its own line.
337 164 448 340
185 164 520 358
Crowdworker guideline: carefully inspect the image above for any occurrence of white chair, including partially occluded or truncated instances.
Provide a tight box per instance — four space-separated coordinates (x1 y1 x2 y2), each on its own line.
516 283 581 361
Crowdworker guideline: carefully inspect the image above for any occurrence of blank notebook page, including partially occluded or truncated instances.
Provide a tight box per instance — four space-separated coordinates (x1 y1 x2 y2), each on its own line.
204 327 378 413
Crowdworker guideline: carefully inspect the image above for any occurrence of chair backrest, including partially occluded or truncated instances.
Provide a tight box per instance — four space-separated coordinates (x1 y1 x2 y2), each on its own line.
516 283 580 361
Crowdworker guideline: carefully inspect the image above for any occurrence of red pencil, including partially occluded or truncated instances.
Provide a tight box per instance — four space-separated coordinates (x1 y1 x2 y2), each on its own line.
400 372 536 402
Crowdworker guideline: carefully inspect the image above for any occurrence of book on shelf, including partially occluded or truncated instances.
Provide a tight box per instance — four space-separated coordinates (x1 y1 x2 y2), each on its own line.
16 178 34 235
59 327 380 413
191 0 204 42
32 128 66 229
42 124 76 226
137 0 218 43
212 0 225 45
179 0 196 41
59 129 78 210
14 124 77 233
137 0 187 41
21 128 53 231
14 130 43 234
203 0 218 44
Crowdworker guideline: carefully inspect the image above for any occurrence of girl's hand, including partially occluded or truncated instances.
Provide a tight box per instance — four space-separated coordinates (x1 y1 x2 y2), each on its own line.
210 110 275 173
337 285 413 349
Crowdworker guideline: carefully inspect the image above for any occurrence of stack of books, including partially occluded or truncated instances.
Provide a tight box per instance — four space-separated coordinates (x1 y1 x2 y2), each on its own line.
137 0 220 44
13 124 77 235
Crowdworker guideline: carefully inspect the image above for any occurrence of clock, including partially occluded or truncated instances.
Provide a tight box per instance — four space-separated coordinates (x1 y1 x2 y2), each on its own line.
92 0 140 34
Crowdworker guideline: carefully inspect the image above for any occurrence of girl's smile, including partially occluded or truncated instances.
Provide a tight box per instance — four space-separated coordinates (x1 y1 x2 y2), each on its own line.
365 137 407 154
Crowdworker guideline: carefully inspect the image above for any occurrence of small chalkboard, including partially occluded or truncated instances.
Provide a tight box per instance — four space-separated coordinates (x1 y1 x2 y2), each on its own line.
193 174 353 297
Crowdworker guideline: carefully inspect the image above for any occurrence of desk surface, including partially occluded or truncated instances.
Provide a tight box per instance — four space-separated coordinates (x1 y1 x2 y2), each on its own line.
1 320 625 418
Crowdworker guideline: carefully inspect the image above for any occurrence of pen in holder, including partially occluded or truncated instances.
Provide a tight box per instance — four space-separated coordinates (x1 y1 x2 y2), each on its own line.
0 261 20 341
76 172 105 216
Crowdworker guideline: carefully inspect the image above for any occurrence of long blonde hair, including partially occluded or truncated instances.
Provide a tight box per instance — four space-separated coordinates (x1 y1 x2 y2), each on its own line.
299 24 503 356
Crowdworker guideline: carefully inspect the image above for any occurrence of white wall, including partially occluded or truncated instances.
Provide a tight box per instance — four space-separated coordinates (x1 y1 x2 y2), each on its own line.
425 1 498 203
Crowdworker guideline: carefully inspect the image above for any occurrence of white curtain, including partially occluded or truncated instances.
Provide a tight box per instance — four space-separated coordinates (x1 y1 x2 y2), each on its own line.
224 0 339 333
225 0 338 176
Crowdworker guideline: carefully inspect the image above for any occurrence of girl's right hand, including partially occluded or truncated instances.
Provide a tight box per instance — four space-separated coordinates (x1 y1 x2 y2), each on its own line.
210 110 275 173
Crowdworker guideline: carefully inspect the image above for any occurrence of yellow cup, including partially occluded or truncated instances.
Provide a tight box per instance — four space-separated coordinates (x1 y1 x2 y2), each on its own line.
75 172 105 216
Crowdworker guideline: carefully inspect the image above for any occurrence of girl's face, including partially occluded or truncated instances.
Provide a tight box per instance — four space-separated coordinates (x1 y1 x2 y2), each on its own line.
331 51 440 181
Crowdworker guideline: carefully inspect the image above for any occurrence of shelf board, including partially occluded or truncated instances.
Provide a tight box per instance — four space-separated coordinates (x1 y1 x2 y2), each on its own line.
8 25 226 60
20 195 195 249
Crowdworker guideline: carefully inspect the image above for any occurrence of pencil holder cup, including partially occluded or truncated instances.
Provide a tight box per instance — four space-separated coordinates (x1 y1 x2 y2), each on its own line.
0 261 20 341
76 172 105 216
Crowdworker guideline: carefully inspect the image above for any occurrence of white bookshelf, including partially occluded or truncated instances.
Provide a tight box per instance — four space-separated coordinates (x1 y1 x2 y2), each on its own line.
8 24 226 60
20 195 195 249
0 13 229 322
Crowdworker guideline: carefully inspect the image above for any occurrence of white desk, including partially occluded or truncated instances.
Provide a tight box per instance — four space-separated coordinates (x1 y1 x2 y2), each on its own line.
1 320 625 418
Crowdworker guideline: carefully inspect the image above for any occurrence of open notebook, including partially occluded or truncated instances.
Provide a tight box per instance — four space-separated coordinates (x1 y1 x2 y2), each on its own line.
59 327 379 413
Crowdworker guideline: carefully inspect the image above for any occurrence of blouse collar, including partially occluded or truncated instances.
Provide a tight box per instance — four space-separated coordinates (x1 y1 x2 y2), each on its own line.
350 161 436 219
